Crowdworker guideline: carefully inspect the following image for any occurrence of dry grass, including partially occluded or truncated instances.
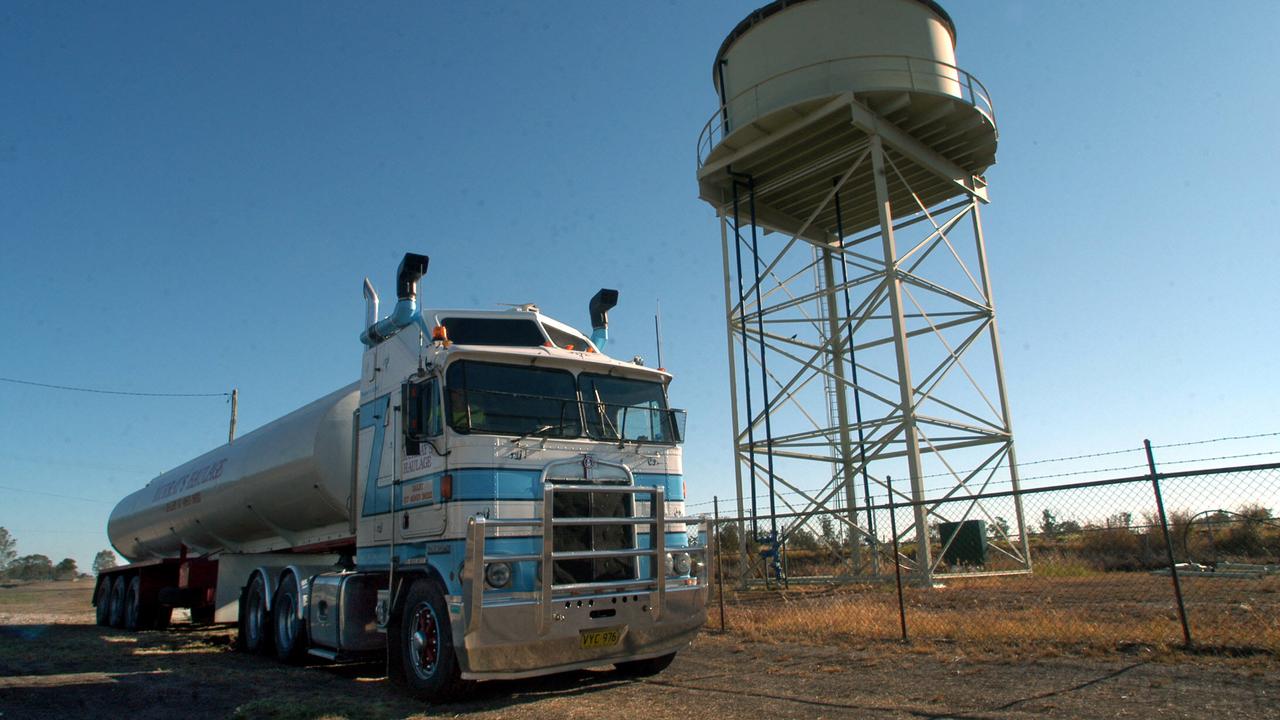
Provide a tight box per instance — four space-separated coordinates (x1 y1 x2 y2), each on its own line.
717 572 1280 656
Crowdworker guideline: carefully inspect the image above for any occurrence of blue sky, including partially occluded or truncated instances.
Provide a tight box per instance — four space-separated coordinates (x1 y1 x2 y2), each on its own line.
2 0 1278 569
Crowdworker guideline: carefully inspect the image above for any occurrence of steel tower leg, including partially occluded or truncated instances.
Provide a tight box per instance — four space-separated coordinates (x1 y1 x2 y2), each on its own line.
970 202 1032 570
820 244 862 573
720 214 751 589
870 134 931 581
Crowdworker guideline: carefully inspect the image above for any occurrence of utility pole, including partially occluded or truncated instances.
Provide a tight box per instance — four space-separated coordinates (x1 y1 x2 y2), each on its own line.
228 388 238 444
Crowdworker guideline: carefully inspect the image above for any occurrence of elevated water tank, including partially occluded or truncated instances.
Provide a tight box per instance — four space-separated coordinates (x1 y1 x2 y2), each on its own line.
698 0 997 236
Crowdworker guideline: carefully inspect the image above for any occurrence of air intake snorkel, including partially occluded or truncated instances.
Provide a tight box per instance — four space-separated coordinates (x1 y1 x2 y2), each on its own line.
360 253 430 347
588 288 619 352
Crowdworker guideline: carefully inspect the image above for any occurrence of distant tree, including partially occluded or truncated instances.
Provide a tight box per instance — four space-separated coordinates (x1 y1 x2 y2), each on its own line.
1041 509 1059 538
54 558 78 580
1058 520 1082 534
1105 512 1133 529
989 516 1011 539
787 527 819 552
92 549 117 575
717 522 740 553
8 554 54 581
0 527 15 572
819 516 837 544
1238 504 1272 522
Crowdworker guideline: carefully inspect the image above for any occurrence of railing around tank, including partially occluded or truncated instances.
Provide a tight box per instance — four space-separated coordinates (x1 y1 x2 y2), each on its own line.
697 54 997 168
463 484 709 636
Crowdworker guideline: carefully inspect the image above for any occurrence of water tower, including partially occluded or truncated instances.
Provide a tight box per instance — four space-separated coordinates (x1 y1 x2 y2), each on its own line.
696 0 1029 584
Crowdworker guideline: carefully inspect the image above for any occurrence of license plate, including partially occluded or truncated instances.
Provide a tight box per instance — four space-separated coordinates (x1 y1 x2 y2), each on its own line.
579 627 624 649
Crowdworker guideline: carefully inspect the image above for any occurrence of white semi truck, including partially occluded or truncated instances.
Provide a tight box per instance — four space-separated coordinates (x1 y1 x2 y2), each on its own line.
94 253 708 700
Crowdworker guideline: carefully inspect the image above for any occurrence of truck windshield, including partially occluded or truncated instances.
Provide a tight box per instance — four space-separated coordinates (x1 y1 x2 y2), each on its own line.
445 361 581 438
579 373 680 443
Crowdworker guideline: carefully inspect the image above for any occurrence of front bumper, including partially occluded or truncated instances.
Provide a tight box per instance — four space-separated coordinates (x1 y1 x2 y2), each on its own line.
458 584 706 679
456 483 710 680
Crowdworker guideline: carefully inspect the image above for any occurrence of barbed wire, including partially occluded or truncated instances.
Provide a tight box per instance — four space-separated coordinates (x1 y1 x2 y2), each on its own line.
0 376 230 398
686 432 1280 509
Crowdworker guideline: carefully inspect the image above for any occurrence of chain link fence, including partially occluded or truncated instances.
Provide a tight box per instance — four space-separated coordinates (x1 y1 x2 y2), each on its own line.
704 459 1280 656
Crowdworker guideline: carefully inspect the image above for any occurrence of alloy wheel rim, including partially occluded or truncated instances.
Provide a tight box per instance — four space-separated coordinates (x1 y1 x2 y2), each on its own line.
408 602 439 679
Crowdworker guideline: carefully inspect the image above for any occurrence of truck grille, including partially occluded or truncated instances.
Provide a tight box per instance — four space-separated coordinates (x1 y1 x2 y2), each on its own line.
551 488 636 584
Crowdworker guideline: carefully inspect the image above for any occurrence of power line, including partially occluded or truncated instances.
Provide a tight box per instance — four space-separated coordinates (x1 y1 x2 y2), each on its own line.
0 484 113 504
0 376 229 398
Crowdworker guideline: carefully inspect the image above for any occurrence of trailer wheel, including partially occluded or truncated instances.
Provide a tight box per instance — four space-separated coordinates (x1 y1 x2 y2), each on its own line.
615 651 677 677
94 579 112 626
108 576 128 628
392 578 469 702
272 574 307 663
238 573 272 654
124 576 143 631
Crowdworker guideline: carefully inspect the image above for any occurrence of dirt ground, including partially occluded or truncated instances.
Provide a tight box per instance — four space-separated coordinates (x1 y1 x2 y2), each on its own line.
1 581 1275 720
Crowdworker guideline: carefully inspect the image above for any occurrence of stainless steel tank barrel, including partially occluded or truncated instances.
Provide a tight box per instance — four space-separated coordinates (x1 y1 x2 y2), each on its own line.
107 383 359 561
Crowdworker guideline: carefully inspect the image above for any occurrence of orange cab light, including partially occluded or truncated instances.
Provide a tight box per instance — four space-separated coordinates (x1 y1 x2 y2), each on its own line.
440 473 453 501
431 325 449 342
586 346 596 353
543 341 553 347
565 344 575 351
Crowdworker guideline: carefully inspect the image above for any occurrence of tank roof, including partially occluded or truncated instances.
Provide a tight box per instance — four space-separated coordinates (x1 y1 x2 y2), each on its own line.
712 0 957 90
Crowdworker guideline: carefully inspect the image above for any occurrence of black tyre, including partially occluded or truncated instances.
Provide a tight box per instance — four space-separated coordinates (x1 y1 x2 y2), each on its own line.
272 574 307 663
124 576 143 630
615 651 677 677
108 576 128 628
94 579 112 626
392 578 469 702
238 573 272 654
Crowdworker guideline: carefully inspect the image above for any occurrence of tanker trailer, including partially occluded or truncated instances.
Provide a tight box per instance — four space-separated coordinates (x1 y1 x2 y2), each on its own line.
93 253 708 701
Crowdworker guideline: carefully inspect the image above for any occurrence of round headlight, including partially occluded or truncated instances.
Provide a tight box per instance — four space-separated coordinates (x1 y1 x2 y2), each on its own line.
672 552 691 576
485 561 512 589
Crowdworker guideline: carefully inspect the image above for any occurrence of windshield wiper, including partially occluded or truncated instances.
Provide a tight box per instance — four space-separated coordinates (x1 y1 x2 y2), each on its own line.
592 388 627 448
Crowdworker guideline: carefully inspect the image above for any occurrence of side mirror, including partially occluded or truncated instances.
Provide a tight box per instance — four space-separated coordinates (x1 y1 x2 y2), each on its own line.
403 382 426 441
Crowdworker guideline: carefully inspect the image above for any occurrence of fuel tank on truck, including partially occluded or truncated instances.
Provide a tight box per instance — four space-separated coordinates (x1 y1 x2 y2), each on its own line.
108 383 360 562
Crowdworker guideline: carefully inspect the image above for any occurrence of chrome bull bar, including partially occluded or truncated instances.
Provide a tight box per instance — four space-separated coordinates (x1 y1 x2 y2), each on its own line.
464 484 710 637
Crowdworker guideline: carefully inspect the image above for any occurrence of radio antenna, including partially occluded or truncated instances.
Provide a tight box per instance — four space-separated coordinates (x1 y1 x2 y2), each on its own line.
655 300 664 370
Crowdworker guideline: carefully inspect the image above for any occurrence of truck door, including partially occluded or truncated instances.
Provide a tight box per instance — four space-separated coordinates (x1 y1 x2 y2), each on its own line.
399 378 447 541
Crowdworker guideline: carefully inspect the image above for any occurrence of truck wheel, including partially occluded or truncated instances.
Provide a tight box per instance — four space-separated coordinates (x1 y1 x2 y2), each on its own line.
615 652 677 677
94 579 112 626
393 578 469 702
124 576 143 631
238 574 272 654
273 574 307 663
108 576 128 628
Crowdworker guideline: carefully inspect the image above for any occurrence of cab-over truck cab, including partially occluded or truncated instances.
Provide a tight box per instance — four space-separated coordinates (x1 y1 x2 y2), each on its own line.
345 254 708 698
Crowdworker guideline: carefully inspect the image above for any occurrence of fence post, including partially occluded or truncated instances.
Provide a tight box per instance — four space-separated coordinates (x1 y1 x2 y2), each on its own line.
887 475 908 643
1145 439 1192 648
714 496 726 632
